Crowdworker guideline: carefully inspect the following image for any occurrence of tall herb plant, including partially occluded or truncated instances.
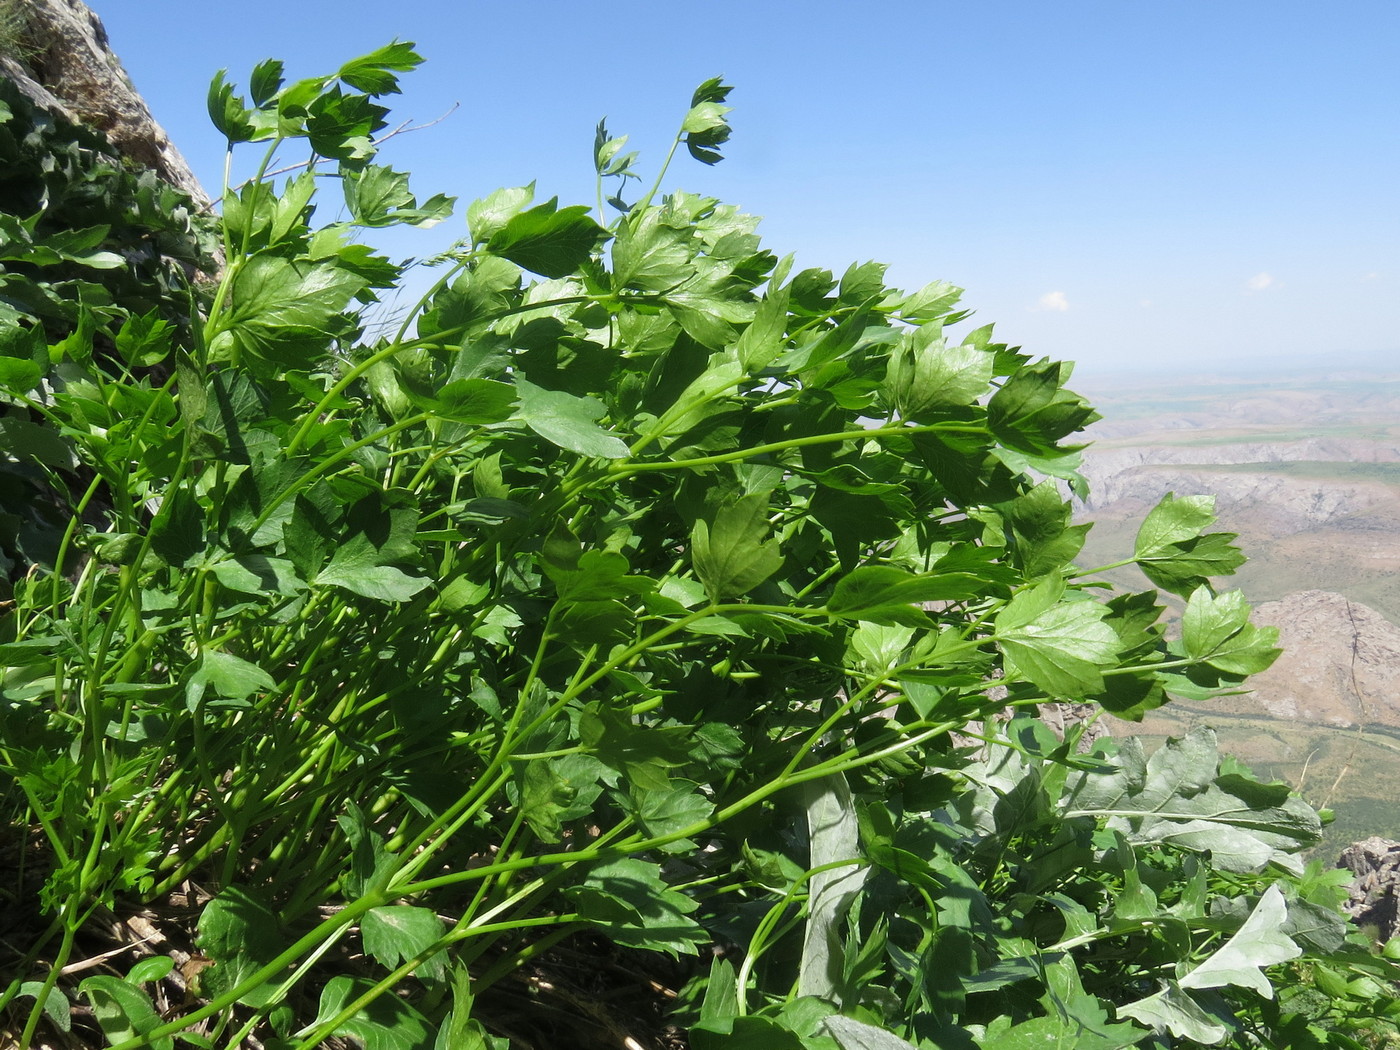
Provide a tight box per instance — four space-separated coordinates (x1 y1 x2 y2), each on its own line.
1 44 1397 1050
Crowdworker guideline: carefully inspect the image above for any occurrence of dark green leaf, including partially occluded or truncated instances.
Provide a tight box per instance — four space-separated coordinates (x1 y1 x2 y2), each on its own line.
486 198 605 279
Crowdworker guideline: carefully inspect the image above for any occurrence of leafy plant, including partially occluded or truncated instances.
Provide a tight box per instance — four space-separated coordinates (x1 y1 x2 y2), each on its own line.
1 42 1395 1050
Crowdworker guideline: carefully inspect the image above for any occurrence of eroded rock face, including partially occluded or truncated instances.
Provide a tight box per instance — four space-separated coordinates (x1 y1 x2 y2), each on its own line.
1339 837 1400 943
1 0 208 206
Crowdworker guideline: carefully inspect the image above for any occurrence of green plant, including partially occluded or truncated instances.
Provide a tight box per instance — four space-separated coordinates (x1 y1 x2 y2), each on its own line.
1 43 1395 1050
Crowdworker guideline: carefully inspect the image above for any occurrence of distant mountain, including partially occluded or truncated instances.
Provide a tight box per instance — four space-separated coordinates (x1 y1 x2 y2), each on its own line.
1078 372 1400 848
1217 591 1400 727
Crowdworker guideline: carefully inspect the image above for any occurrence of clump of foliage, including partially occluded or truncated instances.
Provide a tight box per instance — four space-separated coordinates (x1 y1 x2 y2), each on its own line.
2 43 1398 1050
0 73 219 580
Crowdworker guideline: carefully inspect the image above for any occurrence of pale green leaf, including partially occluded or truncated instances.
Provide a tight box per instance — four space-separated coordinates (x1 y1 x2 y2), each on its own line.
1179 885 1299 996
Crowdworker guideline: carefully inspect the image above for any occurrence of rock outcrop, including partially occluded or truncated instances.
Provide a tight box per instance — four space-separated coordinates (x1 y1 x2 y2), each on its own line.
1338 837 1400 943
0 0 209 206
1208 592 1400 728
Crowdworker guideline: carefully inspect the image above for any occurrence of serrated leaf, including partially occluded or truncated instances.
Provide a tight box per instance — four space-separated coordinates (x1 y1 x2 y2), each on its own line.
335 41 423 95
885 324 992 418
486 198 605 278
467 184 534 245
198 887 289 1007
1180 587 1281 675
562 857 706 956
249 58 285 107
1134 493 1246 595
308 975 433 1050
1060 728 1320 872
625 781 714 843
343 164 455 228
692 493 783 601
995 580 1119 698
361 906 447 983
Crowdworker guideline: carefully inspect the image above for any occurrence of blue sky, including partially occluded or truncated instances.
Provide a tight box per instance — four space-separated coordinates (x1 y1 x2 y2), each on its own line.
99 1 1399 380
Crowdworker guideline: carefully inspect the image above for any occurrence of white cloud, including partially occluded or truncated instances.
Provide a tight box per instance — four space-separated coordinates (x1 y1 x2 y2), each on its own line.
1362 271 1380 281
1139 299 1153 308
1035 291 1070 312
1245 272 1274 292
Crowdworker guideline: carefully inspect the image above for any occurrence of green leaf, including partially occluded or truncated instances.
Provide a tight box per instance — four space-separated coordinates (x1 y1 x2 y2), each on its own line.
698 957 739 1031
197 887 290 1007
624 781 714 844
995 579 1119 698
580 702 691 792
885 323 992 418
0 355 42 392
335 41 423 95
248 58 285 106
827 565 980 626
1180 587 1281 675
185 650 276 710
309 975 433 1050
683 77 734 165
0 416 76 469
207 69 254 141
692 493 784 601
1180 884 1300 996
338 802 397 898
1134 493 1246 595
224 257 365 367
78 976 172 1050
486 198 605 278
467 184 534 245
514 378 630 459
343 164 455 228
1119 982 1233 1044
127 956 175 984
429 379 516 424
824 1016 920 1050
999 480 1089 578
115 310 174 367
562 857 707 956
1060 728 1321 872
361 906 447 983
149 488 204 569
18 981 71 1033
987 359 1098 454
211 555 307 597
317 561 431 602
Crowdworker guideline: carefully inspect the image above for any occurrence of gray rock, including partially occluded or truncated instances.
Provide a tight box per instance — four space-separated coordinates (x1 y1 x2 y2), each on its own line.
1 0 210 207
1338 836 1400 942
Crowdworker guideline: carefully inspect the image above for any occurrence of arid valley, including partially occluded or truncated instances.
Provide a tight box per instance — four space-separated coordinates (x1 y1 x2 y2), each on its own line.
1077 368 1400 852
